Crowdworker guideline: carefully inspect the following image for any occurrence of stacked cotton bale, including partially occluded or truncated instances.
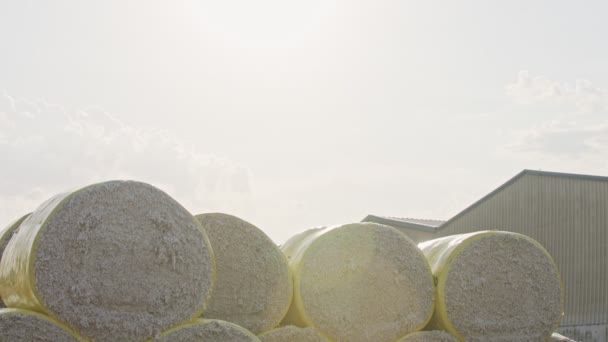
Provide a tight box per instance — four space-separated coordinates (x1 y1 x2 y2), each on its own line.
195 213 292 334
0 308 84 342
281 223 435 342
258 325 329 342
418 231 564 341
152 319 260 342
0 213 30 308
0 179 572 341
0 181 215 342
397 331 458 342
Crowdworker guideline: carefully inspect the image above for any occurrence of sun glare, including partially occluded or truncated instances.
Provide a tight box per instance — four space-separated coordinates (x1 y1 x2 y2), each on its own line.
186 0 337 49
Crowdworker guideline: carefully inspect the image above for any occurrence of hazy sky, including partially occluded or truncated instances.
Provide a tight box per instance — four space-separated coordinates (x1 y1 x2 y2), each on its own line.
1 1 607 243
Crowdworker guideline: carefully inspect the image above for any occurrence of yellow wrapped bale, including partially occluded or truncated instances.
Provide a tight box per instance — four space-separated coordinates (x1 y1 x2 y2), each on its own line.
419 231 564 342
152 319 260 342
281 223 435 342
0 308 85 342
397 331 458 342
0 213 30 308
196 213 292 334
258 325 329 342
0 181 215 342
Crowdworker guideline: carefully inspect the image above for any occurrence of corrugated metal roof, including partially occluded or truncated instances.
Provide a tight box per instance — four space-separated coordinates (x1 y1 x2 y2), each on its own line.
364 170 608 231
440 169 608 228
361 215 443 232
383 217 445 227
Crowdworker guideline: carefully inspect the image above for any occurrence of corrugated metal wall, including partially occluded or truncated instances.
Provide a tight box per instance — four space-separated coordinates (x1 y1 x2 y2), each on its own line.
391 227 435 244
439 173 608 328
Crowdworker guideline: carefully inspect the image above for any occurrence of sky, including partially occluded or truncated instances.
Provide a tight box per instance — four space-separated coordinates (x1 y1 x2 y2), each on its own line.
1 1 608 243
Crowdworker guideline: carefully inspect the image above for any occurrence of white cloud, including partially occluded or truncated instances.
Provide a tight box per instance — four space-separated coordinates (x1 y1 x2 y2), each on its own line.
505 120 608 157
502 72 608 171
0 91 253 226
505 70 608 113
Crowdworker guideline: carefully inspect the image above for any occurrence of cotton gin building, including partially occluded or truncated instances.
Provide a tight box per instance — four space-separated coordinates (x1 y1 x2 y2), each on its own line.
364 170 608 342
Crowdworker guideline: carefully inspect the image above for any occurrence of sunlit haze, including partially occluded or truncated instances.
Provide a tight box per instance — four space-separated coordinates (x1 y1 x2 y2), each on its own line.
1 1 607 243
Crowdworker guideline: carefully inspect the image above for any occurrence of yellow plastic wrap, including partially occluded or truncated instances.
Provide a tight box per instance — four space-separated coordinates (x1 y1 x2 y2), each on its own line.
0 308 87 341
0 213 31 307
0 192 70 311
0 213 31 255
418 231 564 341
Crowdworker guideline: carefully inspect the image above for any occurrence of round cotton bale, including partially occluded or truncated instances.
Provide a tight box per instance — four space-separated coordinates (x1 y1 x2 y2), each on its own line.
153 319 260 342
0 308 84 342
419 231 564 341
195 213 292 334
0 213 30 308
281 223 435 342
0 181 215 342
258 325 328 342
397 331 457 342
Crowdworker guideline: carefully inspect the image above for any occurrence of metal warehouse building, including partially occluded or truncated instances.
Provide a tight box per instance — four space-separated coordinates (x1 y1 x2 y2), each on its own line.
364 170 608 342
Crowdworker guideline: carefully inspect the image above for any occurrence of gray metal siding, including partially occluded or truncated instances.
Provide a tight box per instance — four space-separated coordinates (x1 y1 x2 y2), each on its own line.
439 174 608 327
391 227 435 244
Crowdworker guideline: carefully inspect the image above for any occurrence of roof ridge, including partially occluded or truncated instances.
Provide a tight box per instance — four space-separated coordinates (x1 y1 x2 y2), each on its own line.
362 215 443 231
522 169 608 182
387 216 445 222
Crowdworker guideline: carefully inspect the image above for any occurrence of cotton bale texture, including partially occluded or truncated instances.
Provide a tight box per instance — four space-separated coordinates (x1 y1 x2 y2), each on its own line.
152 319 260 342
0 213 30 308
397 331 458 342
258 325 329 342
281 223 435 342
0 308 84 342
419 231 564 342
195 213 292 334
0 181 215 342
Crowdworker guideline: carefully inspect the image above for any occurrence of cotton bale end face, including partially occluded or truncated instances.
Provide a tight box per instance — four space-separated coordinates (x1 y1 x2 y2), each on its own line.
152 319 261 342
258 325 329 342
419 231 564 341
0 308 85 342
0 180 215 342
282 223 435 342
196 213 292 334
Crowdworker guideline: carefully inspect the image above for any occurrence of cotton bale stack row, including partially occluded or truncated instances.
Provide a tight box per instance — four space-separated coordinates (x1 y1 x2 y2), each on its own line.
0 179 567 342
277 226 564 341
